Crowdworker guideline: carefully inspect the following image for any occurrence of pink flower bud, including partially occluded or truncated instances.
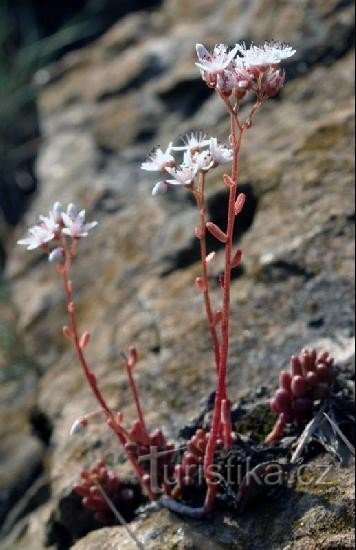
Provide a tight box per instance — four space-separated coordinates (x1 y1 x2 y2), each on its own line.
264 69 285 97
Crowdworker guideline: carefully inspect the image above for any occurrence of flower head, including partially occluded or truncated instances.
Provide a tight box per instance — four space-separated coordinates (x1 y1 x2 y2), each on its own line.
263 68 286 96
62 208 97 238
192 150 214 172
209 138 233 165
17 224 55 250
237 41 296 68
196 43 238 75
141 143 175 172
39 211 60 234
165 162 198 186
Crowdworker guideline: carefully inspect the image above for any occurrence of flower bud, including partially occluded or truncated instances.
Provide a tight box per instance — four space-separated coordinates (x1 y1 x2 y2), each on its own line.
48 247 64 264
70 417 88 436
264 68 285 97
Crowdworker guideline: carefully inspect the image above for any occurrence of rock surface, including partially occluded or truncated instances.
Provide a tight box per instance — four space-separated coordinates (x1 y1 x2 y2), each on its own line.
2 0 355 548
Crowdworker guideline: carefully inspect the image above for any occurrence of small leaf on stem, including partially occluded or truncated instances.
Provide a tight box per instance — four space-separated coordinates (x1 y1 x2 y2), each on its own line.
223 174 236 187
62 325 73 341
234 193 246 215
206 222 227 243
68 301 75 313
231 249 242 268
194 226 203 239
80 331 91 349
195 277 206 292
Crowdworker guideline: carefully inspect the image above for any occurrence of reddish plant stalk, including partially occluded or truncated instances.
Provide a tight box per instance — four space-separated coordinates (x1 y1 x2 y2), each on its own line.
58 240 155 500
204 111 244 511
194 172 220 373
123 356 148 436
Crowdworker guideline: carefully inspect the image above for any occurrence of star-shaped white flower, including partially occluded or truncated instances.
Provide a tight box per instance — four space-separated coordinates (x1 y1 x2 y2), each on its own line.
62 209 97 238
39 211 60 234
141 143 175 172
195 43 239 74
237 41 296 68
209 138 233 165
165 162 198 186
171 132 210 152
191 150 214 172
17 224 55 250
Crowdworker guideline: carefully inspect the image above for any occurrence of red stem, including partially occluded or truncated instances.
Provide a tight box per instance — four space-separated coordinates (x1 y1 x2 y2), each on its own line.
58 240 155 500
194 172 220 373
204 112 244 511
124 358 148 436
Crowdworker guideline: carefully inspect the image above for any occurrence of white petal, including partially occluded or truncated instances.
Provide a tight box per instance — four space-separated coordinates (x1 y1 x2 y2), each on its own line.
196 43 211 62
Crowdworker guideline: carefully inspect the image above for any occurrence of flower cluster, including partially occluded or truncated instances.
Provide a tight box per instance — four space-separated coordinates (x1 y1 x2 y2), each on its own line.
141 134 233 196
196 41 295 98
17 202 97 257
266 348 337 443
73 459 141 524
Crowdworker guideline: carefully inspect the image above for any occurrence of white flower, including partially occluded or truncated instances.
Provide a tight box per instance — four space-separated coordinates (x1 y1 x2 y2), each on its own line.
141 143 175 172
165 162 198 186
209 138 233 165
17 224 55 250
216 60 253 93
237 41 296 68
62 209 97 238
171 132 210 152
193 150 214 172
152 181 168 196
39 211 59 234
195 43 239 74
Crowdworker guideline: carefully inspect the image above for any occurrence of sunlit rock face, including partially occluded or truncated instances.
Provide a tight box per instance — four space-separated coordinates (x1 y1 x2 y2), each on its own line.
2 0 354 547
